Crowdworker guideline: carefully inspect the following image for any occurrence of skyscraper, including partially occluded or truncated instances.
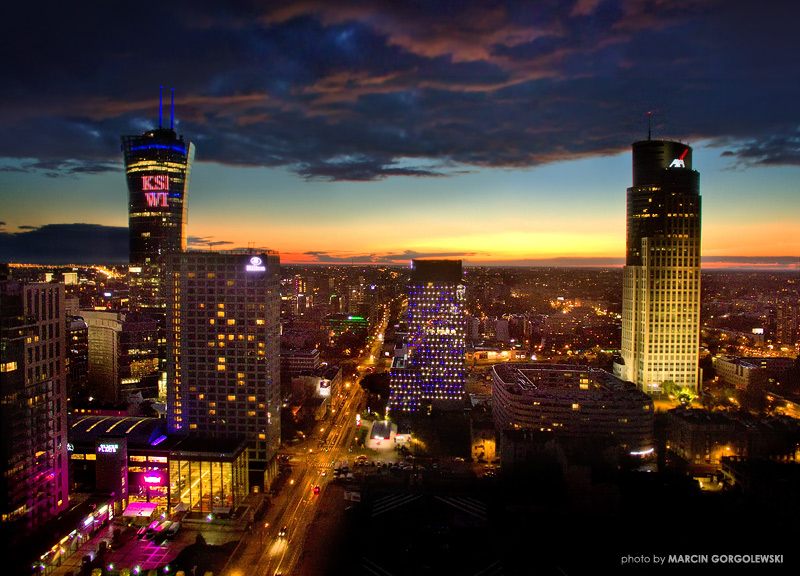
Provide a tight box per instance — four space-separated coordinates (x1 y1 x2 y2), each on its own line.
166 251 281 474
389 260 466 412
615 139 702 395
122 89 195 317
0 279 69 537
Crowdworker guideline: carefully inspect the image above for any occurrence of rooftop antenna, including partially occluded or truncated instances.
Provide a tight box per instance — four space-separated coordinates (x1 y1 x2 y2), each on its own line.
170 88 175 130
647 111 652 141
158 85 163 129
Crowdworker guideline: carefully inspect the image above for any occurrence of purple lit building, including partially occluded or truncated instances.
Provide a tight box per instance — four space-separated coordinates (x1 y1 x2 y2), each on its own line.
389 260 467 412
0 280 69 537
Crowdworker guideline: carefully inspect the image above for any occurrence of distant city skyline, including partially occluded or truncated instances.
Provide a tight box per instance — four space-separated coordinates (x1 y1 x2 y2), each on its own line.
1 2 798 269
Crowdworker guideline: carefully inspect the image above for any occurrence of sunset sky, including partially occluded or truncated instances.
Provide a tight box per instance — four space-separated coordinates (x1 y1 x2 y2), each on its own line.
1 1 798 268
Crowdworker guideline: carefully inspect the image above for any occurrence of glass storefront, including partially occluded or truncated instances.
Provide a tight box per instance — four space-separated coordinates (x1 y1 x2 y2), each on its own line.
168 451 247 512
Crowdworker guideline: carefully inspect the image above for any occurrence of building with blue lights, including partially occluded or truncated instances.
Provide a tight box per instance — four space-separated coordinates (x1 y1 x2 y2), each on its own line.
389 260 466 412
122 110 194 317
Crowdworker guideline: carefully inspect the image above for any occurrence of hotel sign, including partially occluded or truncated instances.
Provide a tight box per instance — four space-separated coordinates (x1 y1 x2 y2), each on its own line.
246 256 266 272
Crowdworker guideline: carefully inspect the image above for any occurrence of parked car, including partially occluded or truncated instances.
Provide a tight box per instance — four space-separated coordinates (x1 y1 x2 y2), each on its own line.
165 521 181 538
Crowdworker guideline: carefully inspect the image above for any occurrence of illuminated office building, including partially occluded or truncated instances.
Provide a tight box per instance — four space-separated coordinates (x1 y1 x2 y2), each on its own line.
615 139 702 395
122 89 194 317
166 251 281 477
389 260 466 412
80 310 159 402
0 280 69 536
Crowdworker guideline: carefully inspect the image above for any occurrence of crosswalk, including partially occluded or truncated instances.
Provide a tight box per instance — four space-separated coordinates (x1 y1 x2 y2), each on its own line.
434 495 488 521
371 493 423 517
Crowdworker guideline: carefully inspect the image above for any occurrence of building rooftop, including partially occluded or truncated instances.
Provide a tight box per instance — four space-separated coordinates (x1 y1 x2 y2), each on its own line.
69 415 168 447
493 362 648 404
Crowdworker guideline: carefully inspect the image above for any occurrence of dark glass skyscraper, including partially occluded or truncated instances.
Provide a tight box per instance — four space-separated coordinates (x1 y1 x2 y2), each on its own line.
122 99 194 316
615 140 702 395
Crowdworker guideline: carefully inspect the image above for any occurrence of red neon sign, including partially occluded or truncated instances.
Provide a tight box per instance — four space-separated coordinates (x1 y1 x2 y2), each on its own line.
145 192 169 207
142 175 169 191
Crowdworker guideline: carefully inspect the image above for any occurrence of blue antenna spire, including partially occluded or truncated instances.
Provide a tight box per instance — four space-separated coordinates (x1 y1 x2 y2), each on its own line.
159 85 163 128
170 88 175 129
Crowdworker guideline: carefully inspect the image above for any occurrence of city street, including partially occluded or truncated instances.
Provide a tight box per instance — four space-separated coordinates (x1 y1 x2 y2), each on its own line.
222 307 391 576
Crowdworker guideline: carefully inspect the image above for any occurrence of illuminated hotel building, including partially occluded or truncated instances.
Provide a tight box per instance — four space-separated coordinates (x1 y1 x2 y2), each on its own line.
166 250 281 477
389 260 466 412
615 139 702 395
122 92 194 317
0 279 69 536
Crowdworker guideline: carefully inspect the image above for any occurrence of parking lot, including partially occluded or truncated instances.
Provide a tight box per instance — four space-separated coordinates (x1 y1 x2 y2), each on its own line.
47 518 243 575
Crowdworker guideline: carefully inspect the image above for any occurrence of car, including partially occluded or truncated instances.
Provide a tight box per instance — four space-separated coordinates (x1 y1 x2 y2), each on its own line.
278 525 288 537
165 521 181 538
143 520 162 540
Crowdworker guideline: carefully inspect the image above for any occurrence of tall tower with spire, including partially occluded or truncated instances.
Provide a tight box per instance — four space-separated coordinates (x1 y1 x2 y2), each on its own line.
614 136 702 396
122 88 194 318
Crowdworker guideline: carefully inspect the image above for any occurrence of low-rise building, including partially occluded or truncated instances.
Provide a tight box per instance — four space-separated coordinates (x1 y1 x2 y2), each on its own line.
280 347 321 379
666 407 800 469
492 363 654 456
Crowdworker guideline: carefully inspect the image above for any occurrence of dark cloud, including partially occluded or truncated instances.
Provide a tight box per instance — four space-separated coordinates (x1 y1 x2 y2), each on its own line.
1 1 799 180
187 236 235 247
296 154 448 181
717 132 800 167
0 157 120 178
18 225 38 230
303 249 481 263
701 256 799 268
0 224 128 265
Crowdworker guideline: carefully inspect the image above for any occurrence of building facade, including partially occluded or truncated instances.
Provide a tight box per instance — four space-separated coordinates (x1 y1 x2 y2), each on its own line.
0 280 69 537
389 260 466 412
81 310 160 402
166 251 281 473
492 363 654 456
615 139 702 395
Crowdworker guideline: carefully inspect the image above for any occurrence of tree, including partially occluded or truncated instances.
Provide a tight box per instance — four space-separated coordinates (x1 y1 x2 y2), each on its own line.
661 380 697 404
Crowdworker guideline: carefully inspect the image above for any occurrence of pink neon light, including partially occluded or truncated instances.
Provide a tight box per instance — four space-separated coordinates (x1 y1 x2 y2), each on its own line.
143 475 162 484
145 192 169 208
142 175 169 191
